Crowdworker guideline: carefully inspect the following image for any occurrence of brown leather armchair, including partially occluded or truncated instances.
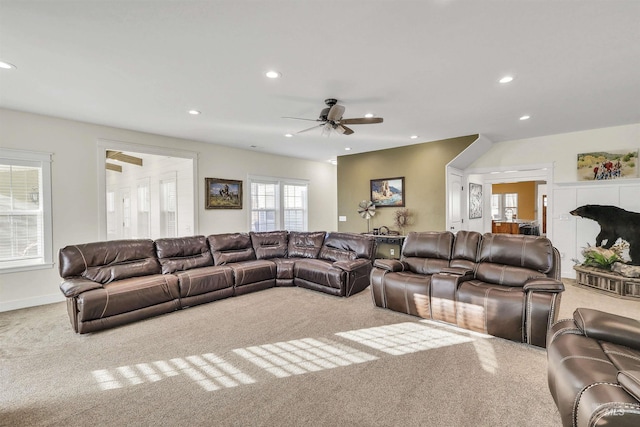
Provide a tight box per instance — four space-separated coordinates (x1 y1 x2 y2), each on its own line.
547 308 640 427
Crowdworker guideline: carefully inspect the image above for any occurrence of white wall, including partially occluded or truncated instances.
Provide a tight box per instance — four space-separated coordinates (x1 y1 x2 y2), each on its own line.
0 108 337 311
468 123 640 278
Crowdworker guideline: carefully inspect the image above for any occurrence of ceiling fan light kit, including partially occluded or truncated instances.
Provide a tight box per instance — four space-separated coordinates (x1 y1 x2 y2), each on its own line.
284 98 383 136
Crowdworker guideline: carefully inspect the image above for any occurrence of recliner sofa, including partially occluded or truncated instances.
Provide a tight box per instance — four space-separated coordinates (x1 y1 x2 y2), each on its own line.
370 231 564 347
58 231 374 334
547 308 640 427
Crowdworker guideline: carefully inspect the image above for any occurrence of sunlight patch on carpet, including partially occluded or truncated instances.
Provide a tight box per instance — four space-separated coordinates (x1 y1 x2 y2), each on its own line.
91 352 255 392
336 322 474 355
233 337 378 378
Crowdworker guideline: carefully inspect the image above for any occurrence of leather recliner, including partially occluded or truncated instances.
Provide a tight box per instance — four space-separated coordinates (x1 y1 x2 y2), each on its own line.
371 231 564 347
547 308 640 427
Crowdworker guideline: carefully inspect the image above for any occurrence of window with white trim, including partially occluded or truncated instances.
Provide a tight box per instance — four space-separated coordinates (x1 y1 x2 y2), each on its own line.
250 177 308 232
0 149 53 272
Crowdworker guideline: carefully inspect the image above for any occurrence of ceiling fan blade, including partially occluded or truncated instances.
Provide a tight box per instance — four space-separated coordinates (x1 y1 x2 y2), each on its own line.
327 104 345 121
341 125 354 135
282 116 321 122
340 117 384 125
296 124 323 134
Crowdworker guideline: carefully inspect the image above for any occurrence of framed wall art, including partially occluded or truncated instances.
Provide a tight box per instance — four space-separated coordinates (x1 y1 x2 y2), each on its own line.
370 177 405 207
205 178 243 209
577 149 638 181
469 182 483 219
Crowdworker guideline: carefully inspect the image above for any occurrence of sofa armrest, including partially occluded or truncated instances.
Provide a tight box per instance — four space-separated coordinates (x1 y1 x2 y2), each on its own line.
618 371 640 402
373 259 406 272
523 278 565 292
439 267 473 276
60 277 103 298
334 258 371 272
574 308 640 350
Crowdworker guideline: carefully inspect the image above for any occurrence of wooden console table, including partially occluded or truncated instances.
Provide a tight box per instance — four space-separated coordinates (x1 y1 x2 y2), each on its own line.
574 265 640 299
365 235 406 260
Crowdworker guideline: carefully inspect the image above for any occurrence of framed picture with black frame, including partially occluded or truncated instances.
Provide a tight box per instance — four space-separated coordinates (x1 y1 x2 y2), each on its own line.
370 177 405 207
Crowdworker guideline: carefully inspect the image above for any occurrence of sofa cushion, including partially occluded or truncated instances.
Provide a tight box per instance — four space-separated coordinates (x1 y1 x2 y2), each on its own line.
208 233 256 265
402 231 454 260
294 258 343 289
174 265 234 298
59 239 161 284
155 235 213 274
288 231 326 258
322 232 375 260
250 231 288 259
319 246 357 262
475 263 546 287
230 259 277 287
479 233 554 273
76 274 179 322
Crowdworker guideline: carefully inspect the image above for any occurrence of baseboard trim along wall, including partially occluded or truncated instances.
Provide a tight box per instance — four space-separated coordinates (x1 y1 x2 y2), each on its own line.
0 293 65 313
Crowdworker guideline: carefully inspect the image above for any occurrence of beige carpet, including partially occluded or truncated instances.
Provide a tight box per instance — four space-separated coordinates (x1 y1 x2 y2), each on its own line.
0 281 635 427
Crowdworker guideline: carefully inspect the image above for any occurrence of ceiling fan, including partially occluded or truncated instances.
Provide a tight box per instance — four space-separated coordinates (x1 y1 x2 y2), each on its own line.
284 98 383 136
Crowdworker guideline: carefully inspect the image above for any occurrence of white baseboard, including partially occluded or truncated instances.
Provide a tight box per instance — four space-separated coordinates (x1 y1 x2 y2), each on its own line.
0 293 65 313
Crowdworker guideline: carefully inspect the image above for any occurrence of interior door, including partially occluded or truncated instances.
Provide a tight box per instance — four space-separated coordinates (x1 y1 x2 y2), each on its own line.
447 169 463 232
120 187 131 239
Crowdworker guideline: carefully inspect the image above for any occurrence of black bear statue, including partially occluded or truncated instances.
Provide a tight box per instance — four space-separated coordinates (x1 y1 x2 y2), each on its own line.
570 204 640 265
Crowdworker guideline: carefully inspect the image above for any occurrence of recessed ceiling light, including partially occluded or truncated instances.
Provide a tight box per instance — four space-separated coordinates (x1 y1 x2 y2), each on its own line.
265 70 281 79
284 133 293 138
499 76 514 84
519 115 530 121
345 147 352 151
410 135 419 139
0 61 17 70
364 113 374 118
188 110 201 115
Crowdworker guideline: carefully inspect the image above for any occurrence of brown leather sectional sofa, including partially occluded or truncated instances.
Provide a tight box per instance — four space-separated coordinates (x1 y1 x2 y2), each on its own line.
58 231 375 333
547 308 640 427
370 231 564 347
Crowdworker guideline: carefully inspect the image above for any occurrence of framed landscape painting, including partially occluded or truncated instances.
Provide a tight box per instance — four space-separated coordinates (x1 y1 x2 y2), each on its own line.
577 149 638 181
370 177 405 207
205 178 243 209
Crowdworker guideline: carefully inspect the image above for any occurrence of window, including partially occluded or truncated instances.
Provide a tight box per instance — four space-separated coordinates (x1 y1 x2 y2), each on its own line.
159 176 177 237
250 177 308 232
491 193 518 220
0 149 53 272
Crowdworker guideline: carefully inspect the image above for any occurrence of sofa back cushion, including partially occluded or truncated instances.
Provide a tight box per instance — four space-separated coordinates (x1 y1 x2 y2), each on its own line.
400 232 453 274
207 233 256 265
155 236 213 274
288 231 326 258
250 231 288 259
475 233 554 287
479 233 554 273
59 239 161 284
450 230 482 270
318 232 374 262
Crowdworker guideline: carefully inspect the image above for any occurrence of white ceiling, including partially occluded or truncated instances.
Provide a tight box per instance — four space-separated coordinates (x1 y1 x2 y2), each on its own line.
1 1 639 163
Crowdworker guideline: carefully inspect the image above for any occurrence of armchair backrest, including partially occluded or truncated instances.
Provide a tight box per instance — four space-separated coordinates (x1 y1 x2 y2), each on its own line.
401 231 453 274
59 239 161 283
155 235 213 274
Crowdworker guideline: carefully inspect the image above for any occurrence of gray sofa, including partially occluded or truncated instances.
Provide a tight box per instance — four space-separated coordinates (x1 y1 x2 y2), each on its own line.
58 231 375 333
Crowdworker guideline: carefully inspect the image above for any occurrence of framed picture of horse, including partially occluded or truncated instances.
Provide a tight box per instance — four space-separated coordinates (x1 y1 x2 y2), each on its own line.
205 178 243 209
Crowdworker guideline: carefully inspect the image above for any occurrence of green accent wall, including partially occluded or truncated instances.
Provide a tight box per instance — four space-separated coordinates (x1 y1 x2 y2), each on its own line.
337 135 477 234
